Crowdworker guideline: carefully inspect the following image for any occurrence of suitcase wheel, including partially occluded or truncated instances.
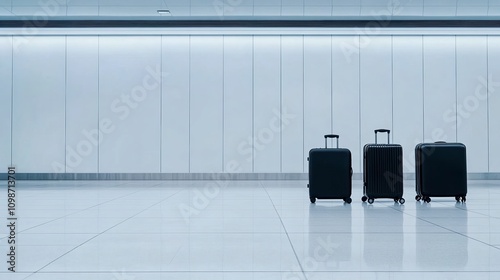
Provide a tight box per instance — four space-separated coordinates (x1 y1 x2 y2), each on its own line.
415 195 422 202
361 196 368 202
343 198 352 204
394 198 405 204
367 198 374 204
423 196 431 203
310 197 316 203
456 196 466 203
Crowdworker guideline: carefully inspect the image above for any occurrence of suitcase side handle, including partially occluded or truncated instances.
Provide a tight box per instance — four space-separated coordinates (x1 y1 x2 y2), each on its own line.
374 129 390 144
324 134 339 148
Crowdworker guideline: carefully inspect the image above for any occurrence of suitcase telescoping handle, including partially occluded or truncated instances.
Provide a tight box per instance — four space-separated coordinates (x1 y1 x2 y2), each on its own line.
324 134 339 148
374 129 390 144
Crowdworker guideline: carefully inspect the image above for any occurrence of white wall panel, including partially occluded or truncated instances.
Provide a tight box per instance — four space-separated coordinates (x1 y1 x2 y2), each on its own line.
0 37 12 169
254 36 281 172
360 36 393 151
12 36 66 173
393 36 424 173
3 34 497 175
281 36 304 173
98 36 161 173
423 36 457 143
488 36 500 172
456 36 488 173
190 36 223 173
332 36 361 172
223 36 253 173
162 36 190 173
65 36 99 173
304 36 332 170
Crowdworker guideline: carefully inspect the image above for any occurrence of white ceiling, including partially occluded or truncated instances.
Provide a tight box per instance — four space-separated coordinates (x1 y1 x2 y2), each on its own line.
0 0 500 19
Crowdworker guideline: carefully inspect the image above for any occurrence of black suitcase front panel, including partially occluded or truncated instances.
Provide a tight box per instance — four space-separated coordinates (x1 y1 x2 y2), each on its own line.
309 148 352 199
415 143 467 198
363 144 403 199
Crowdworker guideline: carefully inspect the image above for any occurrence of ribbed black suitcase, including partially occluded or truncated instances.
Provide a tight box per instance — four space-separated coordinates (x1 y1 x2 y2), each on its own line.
362 129 405 204
415 142 467 203
308 134 352 204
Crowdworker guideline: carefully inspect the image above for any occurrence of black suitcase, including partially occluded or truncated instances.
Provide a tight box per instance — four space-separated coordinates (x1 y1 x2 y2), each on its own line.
415 142 467 203
362 129 405 204
308 134 352 204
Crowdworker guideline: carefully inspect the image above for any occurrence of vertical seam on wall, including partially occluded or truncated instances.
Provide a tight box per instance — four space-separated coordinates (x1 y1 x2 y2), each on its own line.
97 35 100 173
65 36 67 173
302 35 306 172
487 36 490 172
358 35 362 172
160 36 163 173
10 35 13 166
280 35 283 173
422 35 425 142
455 35 458 142
331 35 333 136
222 36 225 172
252 35 255 173
391 35 394 143
188 35 191 173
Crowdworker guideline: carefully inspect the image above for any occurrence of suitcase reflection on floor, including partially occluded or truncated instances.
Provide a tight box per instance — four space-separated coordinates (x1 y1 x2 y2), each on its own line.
363 203 404 269
307 203 352 269
416 202 468 270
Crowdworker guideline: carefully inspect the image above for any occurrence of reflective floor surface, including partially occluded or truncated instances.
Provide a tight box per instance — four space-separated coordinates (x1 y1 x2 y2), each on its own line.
0 180 499 280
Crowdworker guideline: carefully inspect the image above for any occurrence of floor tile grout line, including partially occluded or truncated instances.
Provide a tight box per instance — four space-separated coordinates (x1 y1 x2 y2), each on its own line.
432 200 496 219
0 181 141 238
11 230 490 235
9 270 330 274
9 269 500 274
165 243 184 267
259 181 308 280
5 181 177 236
390 204 500 252
26 187 183 279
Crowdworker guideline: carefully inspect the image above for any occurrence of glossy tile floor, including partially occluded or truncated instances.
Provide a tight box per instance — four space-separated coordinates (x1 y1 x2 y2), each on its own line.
0 180 500 280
